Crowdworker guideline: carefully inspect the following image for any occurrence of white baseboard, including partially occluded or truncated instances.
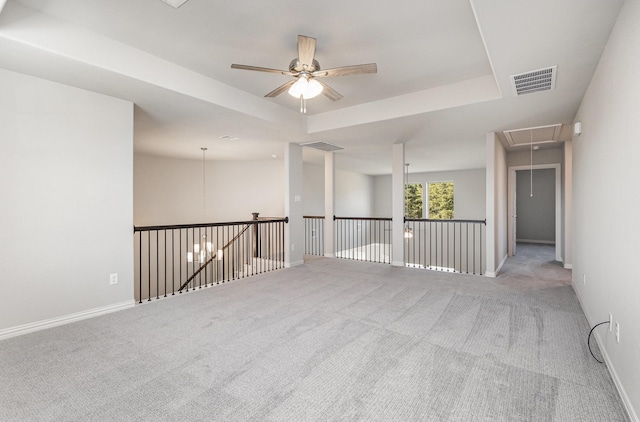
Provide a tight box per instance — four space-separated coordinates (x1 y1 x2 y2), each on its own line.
573 287 638 422
486 254 508 278
392 260 405 267
323 252 335 258
285 260 305 268
0 300 135 341
564 263 573 269
516 239 555 245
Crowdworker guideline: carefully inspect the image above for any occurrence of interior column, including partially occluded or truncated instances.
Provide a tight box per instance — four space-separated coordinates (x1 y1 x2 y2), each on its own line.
392 143 405 266
285 143 304 267
324 151 335 257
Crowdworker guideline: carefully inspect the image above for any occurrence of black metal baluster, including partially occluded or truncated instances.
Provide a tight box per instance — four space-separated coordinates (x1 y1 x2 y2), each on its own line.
265 223 272 271
447 222 450 272
453 222 457 272
146 231 151 301
319 218 322 256
353 219 356 260
473 223 476 275
179 229 183 293
138 232 142 303
375 220 379 263
479 222 483 276
434 222 438 270
198 226 202 288
205 226 210 285
163 230 167 297
385 220 388 263
308 218 311 255
336 218 339 259
188 228 192 290
359 219 362 261
171 230 175 295
280 220 282 266
368 220 371 262
231 225 236 280
466 224 469 274
223 225 227 283
215 226 219 284
156 231 159 299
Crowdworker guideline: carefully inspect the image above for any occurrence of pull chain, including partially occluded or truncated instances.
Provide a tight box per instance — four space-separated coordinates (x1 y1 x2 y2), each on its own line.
201 147 207 221
530 130 533 197
300 95 307 114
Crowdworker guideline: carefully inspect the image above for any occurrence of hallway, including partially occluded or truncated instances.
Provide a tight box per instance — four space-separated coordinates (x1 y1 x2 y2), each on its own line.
498 242 571 288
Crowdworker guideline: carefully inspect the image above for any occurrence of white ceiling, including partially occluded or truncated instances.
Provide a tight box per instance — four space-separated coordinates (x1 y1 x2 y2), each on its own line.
0 0 625 175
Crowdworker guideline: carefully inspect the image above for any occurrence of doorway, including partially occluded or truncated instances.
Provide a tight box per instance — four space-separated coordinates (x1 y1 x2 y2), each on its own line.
507 164 561 261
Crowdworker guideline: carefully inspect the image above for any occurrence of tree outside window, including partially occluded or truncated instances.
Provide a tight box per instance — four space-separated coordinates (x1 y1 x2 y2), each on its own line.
405 183 423 218
428 182 454 219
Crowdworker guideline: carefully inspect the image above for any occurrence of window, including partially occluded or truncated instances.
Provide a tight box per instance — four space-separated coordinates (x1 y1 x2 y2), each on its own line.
404 183 423 218
428 182 454 219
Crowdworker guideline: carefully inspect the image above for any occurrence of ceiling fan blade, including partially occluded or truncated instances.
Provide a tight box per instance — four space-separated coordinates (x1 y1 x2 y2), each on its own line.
231 64 294 75
297 35 317 69
313 63 377 77
265 80 296 98
317 81 343 101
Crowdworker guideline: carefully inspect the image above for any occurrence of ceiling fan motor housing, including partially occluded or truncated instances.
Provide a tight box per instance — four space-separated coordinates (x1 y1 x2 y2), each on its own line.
290 58 320 73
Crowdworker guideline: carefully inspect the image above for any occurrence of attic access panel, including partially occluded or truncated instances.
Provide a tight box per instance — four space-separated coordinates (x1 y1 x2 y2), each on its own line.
503 124 562 147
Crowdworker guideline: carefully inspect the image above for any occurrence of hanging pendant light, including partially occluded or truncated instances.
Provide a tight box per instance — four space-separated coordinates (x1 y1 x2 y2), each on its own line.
188 148 212 263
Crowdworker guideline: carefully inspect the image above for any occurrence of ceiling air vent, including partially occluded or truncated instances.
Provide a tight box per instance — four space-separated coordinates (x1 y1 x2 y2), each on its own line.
299 141 344 152
511 66 557 96
220 135 239 141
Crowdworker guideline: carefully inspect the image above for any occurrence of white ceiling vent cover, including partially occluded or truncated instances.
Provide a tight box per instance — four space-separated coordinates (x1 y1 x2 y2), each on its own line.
511 66 557 96
299 141 344 152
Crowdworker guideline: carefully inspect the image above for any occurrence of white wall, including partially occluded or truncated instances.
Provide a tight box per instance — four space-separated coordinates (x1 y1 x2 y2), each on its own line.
507 147 563 167
303 164 325 216
373 169 486 219
0 69 134 334
572 1 640 419
486 133 508 277
302 163 375 217
135 154 284 225
563 141 573 268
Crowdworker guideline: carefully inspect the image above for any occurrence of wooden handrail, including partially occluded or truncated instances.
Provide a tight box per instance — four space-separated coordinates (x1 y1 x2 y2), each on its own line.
134 217 287 232
178 224 251 292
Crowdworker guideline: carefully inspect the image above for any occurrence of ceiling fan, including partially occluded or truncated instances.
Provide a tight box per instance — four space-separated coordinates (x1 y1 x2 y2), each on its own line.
231 35 377 113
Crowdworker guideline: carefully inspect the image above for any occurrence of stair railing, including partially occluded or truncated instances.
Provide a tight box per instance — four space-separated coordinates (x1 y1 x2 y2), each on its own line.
134 214 288 303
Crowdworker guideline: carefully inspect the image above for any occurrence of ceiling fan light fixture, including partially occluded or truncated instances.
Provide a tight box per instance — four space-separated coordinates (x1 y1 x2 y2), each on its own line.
162 0 189 8
288 77 323 99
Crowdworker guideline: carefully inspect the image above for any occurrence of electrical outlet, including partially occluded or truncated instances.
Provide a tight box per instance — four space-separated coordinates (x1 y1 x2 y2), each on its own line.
609 313 613 331
583 274 586 285
291 244 295 251
615 322 620 343
109 273 118 285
